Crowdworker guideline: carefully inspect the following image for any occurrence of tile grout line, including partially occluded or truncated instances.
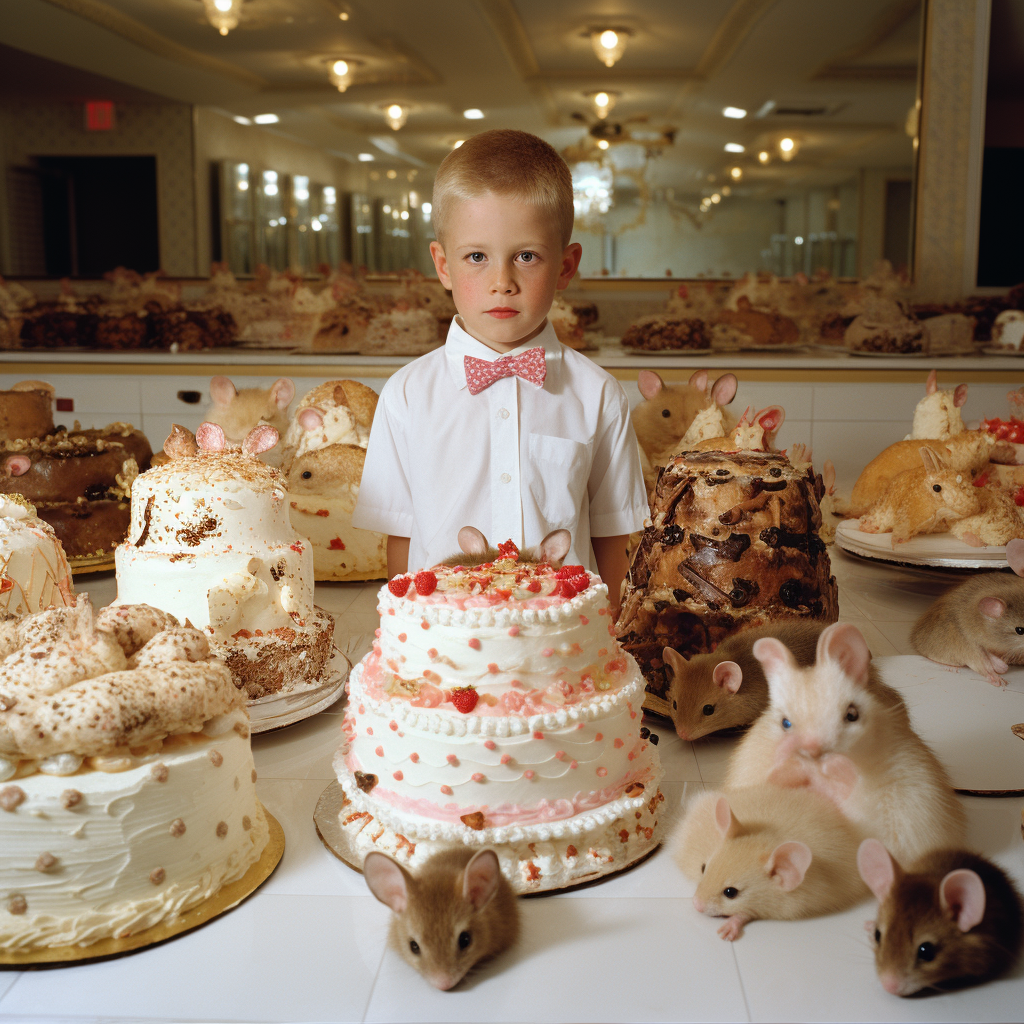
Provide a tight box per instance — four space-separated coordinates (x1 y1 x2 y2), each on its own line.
730 941 755 1024
359 929 391 1023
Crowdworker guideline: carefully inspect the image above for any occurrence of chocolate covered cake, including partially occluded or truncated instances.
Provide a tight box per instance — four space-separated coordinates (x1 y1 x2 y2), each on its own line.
616 450 838 716
622 314 710 352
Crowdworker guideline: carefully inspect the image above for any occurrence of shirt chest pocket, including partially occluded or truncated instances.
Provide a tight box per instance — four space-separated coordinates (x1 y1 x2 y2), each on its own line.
526 433 591 528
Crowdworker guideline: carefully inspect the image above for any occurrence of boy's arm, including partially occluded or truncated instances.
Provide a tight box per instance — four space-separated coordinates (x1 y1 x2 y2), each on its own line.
387 536 410 578
592 534 629 619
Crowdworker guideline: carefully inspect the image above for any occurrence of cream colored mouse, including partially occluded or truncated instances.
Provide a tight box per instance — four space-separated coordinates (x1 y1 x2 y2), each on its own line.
671 785 868 940
363 847 519 991
726 622 966 864
204 376 294 450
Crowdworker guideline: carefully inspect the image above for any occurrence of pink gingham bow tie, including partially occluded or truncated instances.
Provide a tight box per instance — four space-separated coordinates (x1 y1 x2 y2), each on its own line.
464 347 547 395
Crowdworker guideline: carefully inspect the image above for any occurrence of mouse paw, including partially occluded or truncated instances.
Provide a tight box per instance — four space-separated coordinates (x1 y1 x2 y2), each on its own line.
718 915 747 941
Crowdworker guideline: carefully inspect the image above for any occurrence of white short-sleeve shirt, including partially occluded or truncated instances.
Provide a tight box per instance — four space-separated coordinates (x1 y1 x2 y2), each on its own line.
352 317 649 572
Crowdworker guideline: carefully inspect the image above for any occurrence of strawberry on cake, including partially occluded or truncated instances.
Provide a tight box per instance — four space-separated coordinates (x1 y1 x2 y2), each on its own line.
333 543 664 892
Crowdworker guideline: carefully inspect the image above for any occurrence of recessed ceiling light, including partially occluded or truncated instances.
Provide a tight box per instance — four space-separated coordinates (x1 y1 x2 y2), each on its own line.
253 113 279 124
357 153 374 162
711 193 721 204
453 140 464 149
794 235 804 244
463 108 484 120
758 150 770 164
729 166 743 180
724 142 745 153
722 107 746 119
232 115 252 125
596 139 610 150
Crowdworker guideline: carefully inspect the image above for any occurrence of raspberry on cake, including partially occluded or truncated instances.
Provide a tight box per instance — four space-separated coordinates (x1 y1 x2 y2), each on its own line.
114 422 335 700
0 598 268 951
333 547 664 892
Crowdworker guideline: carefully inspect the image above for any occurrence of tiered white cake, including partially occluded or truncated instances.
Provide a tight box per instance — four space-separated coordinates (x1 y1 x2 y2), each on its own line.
115 424 334 699
333 548 664 892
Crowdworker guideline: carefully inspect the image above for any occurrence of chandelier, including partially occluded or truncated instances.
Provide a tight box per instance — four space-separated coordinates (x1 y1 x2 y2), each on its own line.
202 0 242 35
383 104 408 131
328 59 357 92
591 29 629 68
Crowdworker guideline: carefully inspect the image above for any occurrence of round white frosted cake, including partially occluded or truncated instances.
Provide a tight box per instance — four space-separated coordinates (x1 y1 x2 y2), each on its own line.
115 427 335 699
0 494 74 616
0 600 268 951
333 547 664 892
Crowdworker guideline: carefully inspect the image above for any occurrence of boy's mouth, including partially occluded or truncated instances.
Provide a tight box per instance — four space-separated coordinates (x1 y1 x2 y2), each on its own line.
485 307 519 319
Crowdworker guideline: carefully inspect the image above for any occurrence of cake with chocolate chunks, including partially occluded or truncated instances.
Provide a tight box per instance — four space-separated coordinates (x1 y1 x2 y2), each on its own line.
617 450 838 717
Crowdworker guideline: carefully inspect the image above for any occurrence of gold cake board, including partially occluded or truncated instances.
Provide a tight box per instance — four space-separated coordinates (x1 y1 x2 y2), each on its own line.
315 569 386 582
0 804 283 968
69 554 115 575
313 780 662 896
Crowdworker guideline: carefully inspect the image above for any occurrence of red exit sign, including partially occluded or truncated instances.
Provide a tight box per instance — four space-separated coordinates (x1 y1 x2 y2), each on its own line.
85 101 115 131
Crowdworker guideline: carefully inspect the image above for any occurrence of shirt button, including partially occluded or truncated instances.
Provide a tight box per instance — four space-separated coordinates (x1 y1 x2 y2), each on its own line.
499 408 510 419
500 472 511 484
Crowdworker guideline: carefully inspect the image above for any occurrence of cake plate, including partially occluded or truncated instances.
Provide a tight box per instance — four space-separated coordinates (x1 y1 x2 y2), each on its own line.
835 519 1011 571
68 553 115 575
248 645 351 734
313 777 664 896
0 804 283 968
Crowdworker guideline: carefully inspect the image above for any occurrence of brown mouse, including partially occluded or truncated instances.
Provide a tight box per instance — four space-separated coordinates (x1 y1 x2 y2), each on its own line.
663 621 826 741
671 785 868 940
726 622 966 865
363 847 520 991
439 526 571 568
910 539 1024 686
858 838 1024 996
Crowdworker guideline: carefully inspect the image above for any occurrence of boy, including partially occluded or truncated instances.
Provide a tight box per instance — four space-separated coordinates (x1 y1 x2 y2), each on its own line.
352 129 647 613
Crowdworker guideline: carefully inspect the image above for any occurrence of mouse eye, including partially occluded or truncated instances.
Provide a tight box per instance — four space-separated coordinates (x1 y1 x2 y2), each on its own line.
409 939 421 955
932 484 941 493
661 409 671 418
301 470 312 479
845 703 859 723
700 863 706 874
723 886 739 899
672 700 678 710
916 941 937 962
702 703 715 716
1017 626 1024 636
458 930 472 950
781 717 792 730
874 928 881 945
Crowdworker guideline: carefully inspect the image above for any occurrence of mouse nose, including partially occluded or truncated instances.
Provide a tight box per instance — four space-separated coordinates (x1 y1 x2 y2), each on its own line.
430 972 456 991
676 726 690 741
798 736 822 758
880 972 902 996
692 895 705 914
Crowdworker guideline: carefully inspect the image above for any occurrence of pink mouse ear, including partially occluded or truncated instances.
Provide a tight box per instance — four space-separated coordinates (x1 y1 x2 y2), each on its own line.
195 421 227 451
4 455 31 477
242 424 279 456
939 869 987 932
857 838 898 902
954 383 968 408
637 370 664 401
1006 538 1024 577
297 407 324 432
925 368 938 395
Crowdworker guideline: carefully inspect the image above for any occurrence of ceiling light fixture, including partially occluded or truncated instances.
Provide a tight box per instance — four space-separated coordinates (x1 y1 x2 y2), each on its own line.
778 136 798 160
724 143 745 154
757 150 770 164
596 139 610 150
232 115 252 126
383 104 407 130
253 113 279 124
722 106 746 119
452 139 464 149
729 166 742 180
587 90 618 119
357 152 374 162
386 169 397 179
710 193 721 204
328 59 357 93
463 108 484 119
203 0 242 35
591 28 629 68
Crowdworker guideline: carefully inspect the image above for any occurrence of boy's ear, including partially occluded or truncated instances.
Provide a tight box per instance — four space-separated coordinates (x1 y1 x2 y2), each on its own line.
429 241 452 289
556 243 583 289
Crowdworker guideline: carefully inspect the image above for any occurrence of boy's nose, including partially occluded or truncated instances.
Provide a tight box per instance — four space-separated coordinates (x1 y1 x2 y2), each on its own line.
491 264 518 293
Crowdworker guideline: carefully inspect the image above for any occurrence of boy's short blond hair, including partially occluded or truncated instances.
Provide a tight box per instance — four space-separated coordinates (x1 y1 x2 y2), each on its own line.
431 129 575 248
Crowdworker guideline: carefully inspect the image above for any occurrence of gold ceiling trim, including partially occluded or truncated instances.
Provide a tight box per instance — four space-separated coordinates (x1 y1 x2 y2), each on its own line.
39 0 266 89
812 0 920 81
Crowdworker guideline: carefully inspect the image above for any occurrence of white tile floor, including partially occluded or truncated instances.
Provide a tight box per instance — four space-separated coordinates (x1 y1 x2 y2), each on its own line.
1 552 1022 1024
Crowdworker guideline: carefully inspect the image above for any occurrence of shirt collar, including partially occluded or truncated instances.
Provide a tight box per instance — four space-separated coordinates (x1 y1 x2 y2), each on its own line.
444 316 563 390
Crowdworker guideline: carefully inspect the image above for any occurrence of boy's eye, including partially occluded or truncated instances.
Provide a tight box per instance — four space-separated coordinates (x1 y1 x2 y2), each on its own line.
518 251 536 263
467 252 486 263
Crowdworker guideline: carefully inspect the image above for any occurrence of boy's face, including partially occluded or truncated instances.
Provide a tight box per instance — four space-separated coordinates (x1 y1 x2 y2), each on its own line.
429 192 582 354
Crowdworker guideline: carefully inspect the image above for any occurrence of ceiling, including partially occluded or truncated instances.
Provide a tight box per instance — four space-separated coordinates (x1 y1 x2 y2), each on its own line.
0 0 922 199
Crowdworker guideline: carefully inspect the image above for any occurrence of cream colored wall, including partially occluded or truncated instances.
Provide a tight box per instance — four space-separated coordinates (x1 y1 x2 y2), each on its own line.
857 167 912 276
192 109 358 274
0 99 195 277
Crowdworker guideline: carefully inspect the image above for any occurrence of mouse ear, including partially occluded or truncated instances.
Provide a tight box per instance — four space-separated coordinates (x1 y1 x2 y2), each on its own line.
662 646 686 679
710 373 737 407
1006 539 1024 577
766 841 812 892
363 852 412 913
919 446 943 473
637 370 664 401
536 529 571 565
298 407 324 432
713 796 743 839
953 383 968 408
687 369 708 393
270 377 295 409
195 422 227 452
751 637 796 689
857 838 898 902
462 848 502 911
939 869 986 933
458 526 489 555
209 376 237 406
712 660 743 694
978 596 1007 620
823 460 836 492
242 424 279 456
817 623 872 688
925 368 938 395
4 454 31 477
